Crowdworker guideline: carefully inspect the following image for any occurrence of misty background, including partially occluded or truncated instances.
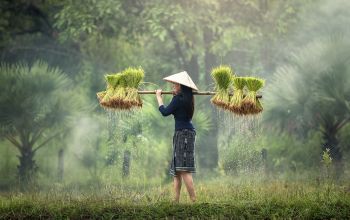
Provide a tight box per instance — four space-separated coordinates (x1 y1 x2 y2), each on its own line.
0 0 349 191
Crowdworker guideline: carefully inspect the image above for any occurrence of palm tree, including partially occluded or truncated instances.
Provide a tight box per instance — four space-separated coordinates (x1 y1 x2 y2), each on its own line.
264 35 350 177
0 61 80 188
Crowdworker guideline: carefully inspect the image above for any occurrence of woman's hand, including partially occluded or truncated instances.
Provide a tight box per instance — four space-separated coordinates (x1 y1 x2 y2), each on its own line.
155 89 164 107
155 89 162 97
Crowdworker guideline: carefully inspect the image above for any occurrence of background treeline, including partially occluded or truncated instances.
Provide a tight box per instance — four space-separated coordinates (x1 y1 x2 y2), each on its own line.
0 0 349 190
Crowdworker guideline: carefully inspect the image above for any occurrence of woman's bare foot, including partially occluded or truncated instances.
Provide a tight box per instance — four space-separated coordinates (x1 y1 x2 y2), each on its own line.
190 196 196 203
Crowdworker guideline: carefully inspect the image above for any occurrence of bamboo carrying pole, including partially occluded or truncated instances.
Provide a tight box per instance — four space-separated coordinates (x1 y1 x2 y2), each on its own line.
138 90 262 98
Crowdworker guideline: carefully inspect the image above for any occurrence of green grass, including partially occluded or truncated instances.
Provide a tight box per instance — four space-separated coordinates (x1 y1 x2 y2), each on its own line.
1 178 350 219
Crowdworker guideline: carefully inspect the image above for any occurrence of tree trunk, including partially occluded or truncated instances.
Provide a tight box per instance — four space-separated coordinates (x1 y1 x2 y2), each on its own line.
261 148 269 177
57 148 64 182
258 0 277 73
106 111 118 166
186 55 200 84
200 27 219 171
122 150 131 178
204 49 216 86
17 145 38 188
322 126 343 179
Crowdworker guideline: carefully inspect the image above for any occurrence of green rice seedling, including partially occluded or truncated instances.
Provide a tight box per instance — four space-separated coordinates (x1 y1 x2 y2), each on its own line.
110 73 133 110
96 91 106 102
98 90 115 110
100 84 115 109
97 75 112 109
100 74 119 105
96 91 107 108
123 67 145 108
241 77 265 114
105 74 120 88
210 65 234 110
228 76 246 115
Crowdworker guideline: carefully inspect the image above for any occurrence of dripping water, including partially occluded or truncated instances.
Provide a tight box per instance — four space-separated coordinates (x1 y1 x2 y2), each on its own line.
216 106 263 177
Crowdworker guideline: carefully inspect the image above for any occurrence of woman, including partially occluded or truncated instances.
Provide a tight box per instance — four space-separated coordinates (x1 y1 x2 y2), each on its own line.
155 71 198 203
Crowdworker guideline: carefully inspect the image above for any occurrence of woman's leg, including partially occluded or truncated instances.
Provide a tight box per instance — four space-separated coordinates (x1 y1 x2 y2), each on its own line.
173 173 182 202
180 171 196 202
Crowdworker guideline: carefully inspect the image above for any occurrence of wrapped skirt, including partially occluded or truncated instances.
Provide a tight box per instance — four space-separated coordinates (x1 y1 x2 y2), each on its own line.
169 129 196 177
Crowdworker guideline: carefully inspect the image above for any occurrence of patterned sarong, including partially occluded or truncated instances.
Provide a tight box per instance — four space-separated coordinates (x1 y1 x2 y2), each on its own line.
169 129 196 177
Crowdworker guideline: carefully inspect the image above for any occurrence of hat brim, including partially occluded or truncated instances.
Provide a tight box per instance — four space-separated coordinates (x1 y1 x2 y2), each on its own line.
163 71 199 91
164 79 198 91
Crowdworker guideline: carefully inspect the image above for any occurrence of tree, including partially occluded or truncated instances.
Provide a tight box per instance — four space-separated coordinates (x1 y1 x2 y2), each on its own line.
0 0 310 176
0 0 82 78
264 35 350 178
141 0 307 170
0 61 81 187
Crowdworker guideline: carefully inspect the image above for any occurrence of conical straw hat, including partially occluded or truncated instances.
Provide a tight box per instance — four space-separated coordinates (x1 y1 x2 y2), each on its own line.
163 71 199 91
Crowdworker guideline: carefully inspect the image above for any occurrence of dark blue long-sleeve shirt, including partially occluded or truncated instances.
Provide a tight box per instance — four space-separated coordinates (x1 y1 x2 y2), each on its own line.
158 94 195 131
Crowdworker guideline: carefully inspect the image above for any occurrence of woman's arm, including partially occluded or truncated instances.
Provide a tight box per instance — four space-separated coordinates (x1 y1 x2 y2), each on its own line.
156 89 178 116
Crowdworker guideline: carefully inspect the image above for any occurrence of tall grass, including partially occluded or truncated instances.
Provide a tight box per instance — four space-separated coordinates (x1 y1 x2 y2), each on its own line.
1 177 349 219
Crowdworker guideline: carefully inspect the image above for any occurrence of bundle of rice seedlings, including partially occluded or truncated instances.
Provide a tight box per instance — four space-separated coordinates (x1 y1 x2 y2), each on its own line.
228 76 246 115
123 67 144 108
98 67 145 110
210 65 234 110
241 77 265 114
105 74 120 87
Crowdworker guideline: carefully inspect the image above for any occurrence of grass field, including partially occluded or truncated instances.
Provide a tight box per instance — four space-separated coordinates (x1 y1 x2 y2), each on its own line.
1 177 350 219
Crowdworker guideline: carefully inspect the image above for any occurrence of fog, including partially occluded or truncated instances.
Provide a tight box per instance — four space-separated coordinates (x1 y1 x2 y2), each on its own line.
0 0 349 217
